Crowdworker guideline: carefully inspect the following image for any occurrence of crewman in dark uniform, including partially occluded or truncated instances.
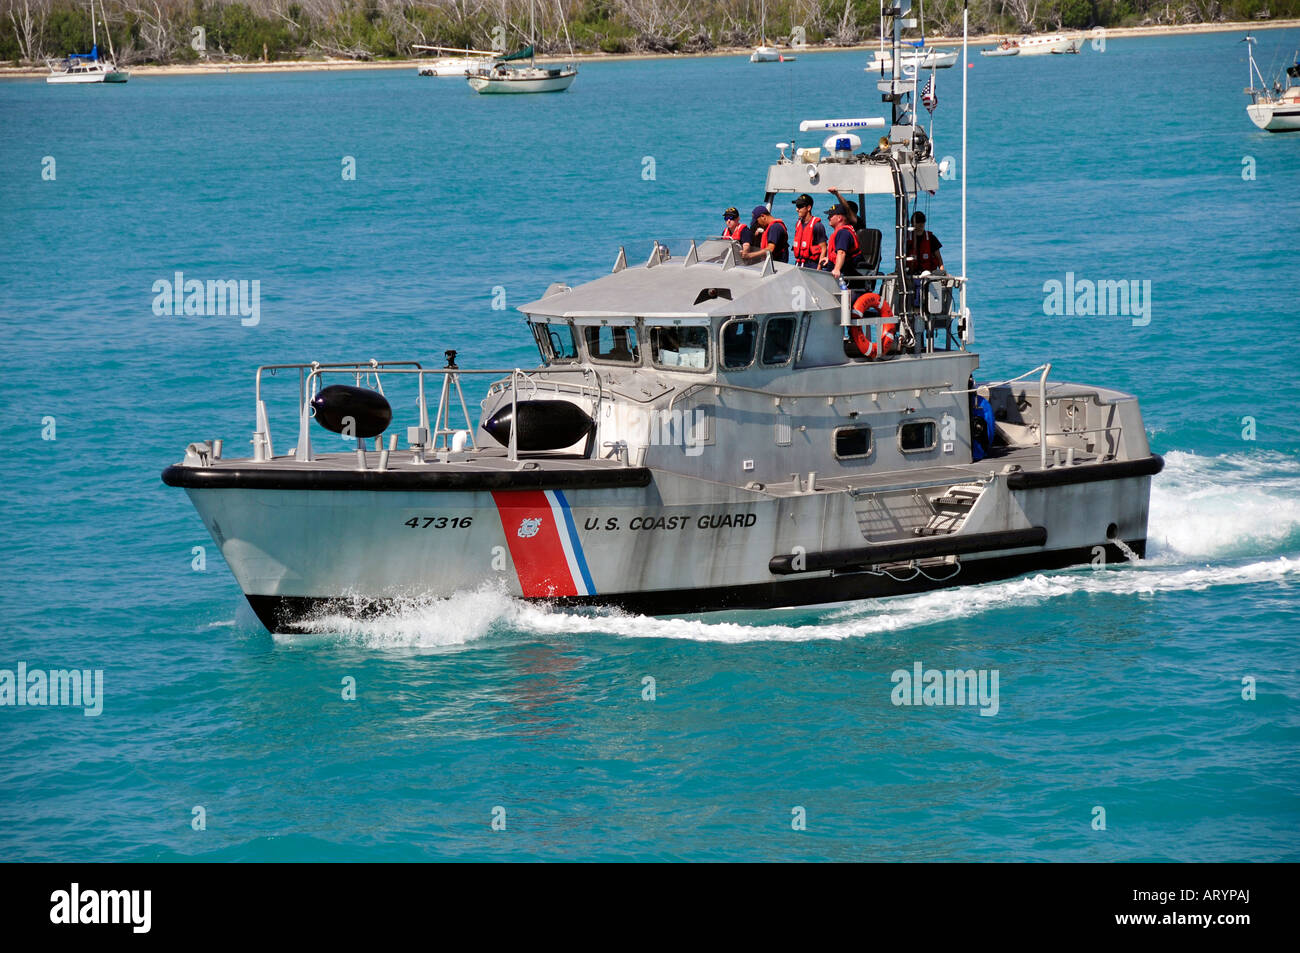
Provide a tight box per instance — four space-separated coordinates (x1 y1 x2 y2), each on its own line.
790 193 827 268
743 205 789 264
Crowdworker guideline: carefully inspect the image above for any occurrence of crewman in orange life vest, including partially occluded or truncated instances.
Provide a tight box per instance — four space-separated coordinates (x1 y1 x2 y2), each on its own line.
790 193 827 268
742 205 789 264
721 207 751 247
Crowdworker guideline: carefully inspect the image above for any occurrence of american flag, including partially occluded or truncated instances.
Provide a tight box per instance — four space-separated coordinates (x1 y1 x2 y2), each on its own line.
921 73 937 112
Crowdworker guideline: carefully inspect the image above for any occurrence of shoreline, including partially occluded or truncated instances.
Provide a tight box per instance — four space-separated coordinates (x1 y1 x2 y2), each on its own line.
2 18 1296 79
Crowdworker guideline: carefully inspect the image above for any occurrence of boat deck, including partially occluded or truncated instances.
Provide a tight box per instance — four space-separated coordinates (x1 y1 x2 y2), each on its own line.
167 442 1117 496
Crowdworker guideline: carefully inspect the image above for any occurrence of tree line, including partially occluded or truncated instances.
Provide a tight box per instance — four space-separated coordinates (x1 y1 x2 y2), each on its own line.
2 0 1294 65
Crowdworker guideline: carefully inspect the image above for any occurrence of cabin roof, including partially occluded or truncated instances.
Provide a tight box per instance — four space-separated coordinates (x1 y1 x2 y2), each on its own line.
519 241 842 321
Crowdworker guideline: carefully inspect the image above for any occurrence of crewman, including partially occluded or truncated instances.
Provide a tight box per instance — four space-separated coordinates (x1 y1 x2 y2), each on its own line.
828 188 860 229
790 194 826 268
820 204 862 280
847 291 896 360
905 210 944 309
743 205 789 264
906 210 944 274
722 207 751 246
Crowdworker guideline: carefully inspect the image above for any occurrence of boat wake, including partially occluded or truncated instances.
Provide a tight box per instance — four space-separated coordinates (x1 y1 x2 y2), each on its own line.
269 450 1300 647
1147 449 1300 560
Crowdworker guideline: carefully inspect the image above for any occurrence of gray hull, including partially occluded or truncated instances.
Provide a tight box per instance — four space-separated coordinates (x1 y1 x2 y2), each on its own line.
168 450 1159 633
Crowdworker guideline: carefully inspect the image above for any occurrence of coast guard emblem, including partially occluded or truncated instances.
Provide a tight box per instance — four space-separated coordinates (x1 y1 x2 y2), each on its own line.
517 517 543 538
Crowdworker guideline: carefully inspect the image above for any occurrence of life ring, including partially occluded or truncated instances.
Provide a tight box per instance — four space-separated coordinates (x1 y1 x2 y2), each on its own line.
848 292 896 359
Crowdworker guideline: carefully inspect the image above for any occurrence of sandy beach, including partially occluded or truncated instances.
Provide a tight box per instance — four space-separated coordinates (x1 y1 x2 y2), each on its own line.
2 18 1296 79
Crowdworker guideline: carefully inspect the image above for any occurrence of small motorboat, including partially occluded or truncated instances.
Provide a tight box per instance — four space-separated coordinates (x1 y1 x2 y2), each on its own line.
981 41 1020 57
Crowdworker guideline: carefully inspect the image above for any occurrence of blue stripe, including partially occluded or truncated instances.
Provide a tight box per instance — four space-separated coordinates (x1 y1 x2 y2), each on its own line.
554 490 597 595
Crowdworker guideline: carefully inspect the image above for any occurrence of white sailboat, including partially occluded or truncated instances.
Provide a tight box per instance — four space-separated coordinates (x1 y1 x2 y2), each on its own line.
867 46 957 70
467 0 576 93
1243 35 1300 132
1014 33 1082 56
750 0 795 63
46 0 128 84
414 45 499 77
865 0 952 71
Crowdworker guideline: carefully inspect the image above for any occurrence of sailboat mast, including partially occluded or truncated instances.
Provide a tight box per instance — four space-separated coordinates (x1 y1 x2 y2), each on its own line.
90 0 97 48
101 0 117 61
530 0 536 67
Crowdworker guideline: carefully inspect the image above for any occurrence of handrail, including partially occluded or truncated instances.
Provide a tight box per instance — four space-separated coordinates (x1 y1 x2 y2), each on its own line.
667 375 955 415
253 360 422 462
275 364 602 465
1039 363 1051 470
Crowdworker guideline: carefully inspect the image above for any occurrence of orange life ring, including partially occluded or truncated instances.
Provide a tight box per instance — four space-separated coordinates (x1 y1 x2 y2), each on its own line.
849 292 896 359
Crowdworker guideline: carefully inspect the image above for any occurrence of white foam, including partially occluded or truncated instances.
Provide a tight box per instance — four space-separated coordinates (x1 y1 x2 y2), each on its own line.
279 583 523 650
275 557 1298 646
1149 450 1300 560
503 558 1298 643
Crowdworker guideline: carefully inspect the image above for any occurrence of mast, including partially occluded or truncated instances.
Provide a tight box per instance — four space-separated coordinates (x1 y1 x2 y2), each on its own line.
961 0 969 344
530 0 536 67
101 0 117 63
760 0 767 47
90 0 98 51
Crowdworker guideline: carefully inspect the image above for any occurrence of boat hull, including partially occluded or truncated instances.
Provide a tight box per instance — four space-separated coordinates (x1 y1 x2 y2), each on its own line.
867 50 958 71
1015 34 1080 56
47 69 128 84
166 456 1161 633
468 70 576 93
1247 102 1300 131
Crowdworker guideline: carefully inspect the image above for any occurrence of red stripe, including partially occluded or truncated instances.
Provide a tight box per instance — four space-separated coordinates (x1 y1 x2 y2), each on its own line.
491 490 577 597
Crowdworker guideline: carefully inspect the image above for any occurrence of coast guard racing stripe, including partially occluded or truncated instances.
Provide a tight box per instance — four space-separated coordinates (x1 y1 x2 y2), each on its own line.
491 489 596 597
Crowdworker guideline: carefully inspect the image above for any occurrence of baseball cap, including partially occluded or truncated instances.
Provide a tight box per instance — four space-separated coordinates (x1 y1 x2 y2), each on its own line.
751 205 770 221
723 207 739 220
792 193 813 209
826 204 849 218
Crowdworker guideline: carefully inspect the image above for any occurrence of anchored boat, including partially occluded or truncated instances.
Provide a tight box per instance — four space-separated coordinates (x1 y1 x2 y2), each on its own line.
46 0 128 84
163 1 1162 633
1243 35 1300 132
467 0 576 93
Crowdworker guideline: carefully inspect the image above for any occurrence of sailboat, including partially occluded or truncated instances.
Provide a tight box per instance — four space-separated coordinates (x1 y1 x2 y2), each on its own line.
467 0 576 93
865 0 952 71
1243 35 1300 132
46 0 128 84
750 0 796 63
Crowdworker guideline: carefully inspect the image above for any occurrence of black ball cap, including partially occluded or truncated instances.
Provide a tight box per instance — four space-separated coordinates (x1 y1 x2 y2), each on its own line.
792 193 814 208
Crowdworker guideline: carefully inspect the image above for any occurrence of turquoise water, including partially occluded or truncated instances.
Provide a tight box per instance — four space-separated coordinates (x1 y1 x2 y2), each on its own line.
1 32 1298 861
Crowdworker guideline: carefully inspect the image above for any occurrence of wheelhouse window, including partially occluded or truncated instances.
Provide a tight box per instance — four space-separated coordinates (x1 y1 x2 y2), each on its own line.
899 419 937 452
761 315 798 366
721 318 757 369
534 321 578 363
834 426 873 460
581 323 640 364
648 324 710 371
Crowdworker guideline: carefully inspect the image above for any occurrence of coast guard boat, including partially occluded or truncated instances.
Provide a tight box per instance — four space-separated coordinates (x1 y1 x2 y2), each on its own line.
163 1 1162 633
